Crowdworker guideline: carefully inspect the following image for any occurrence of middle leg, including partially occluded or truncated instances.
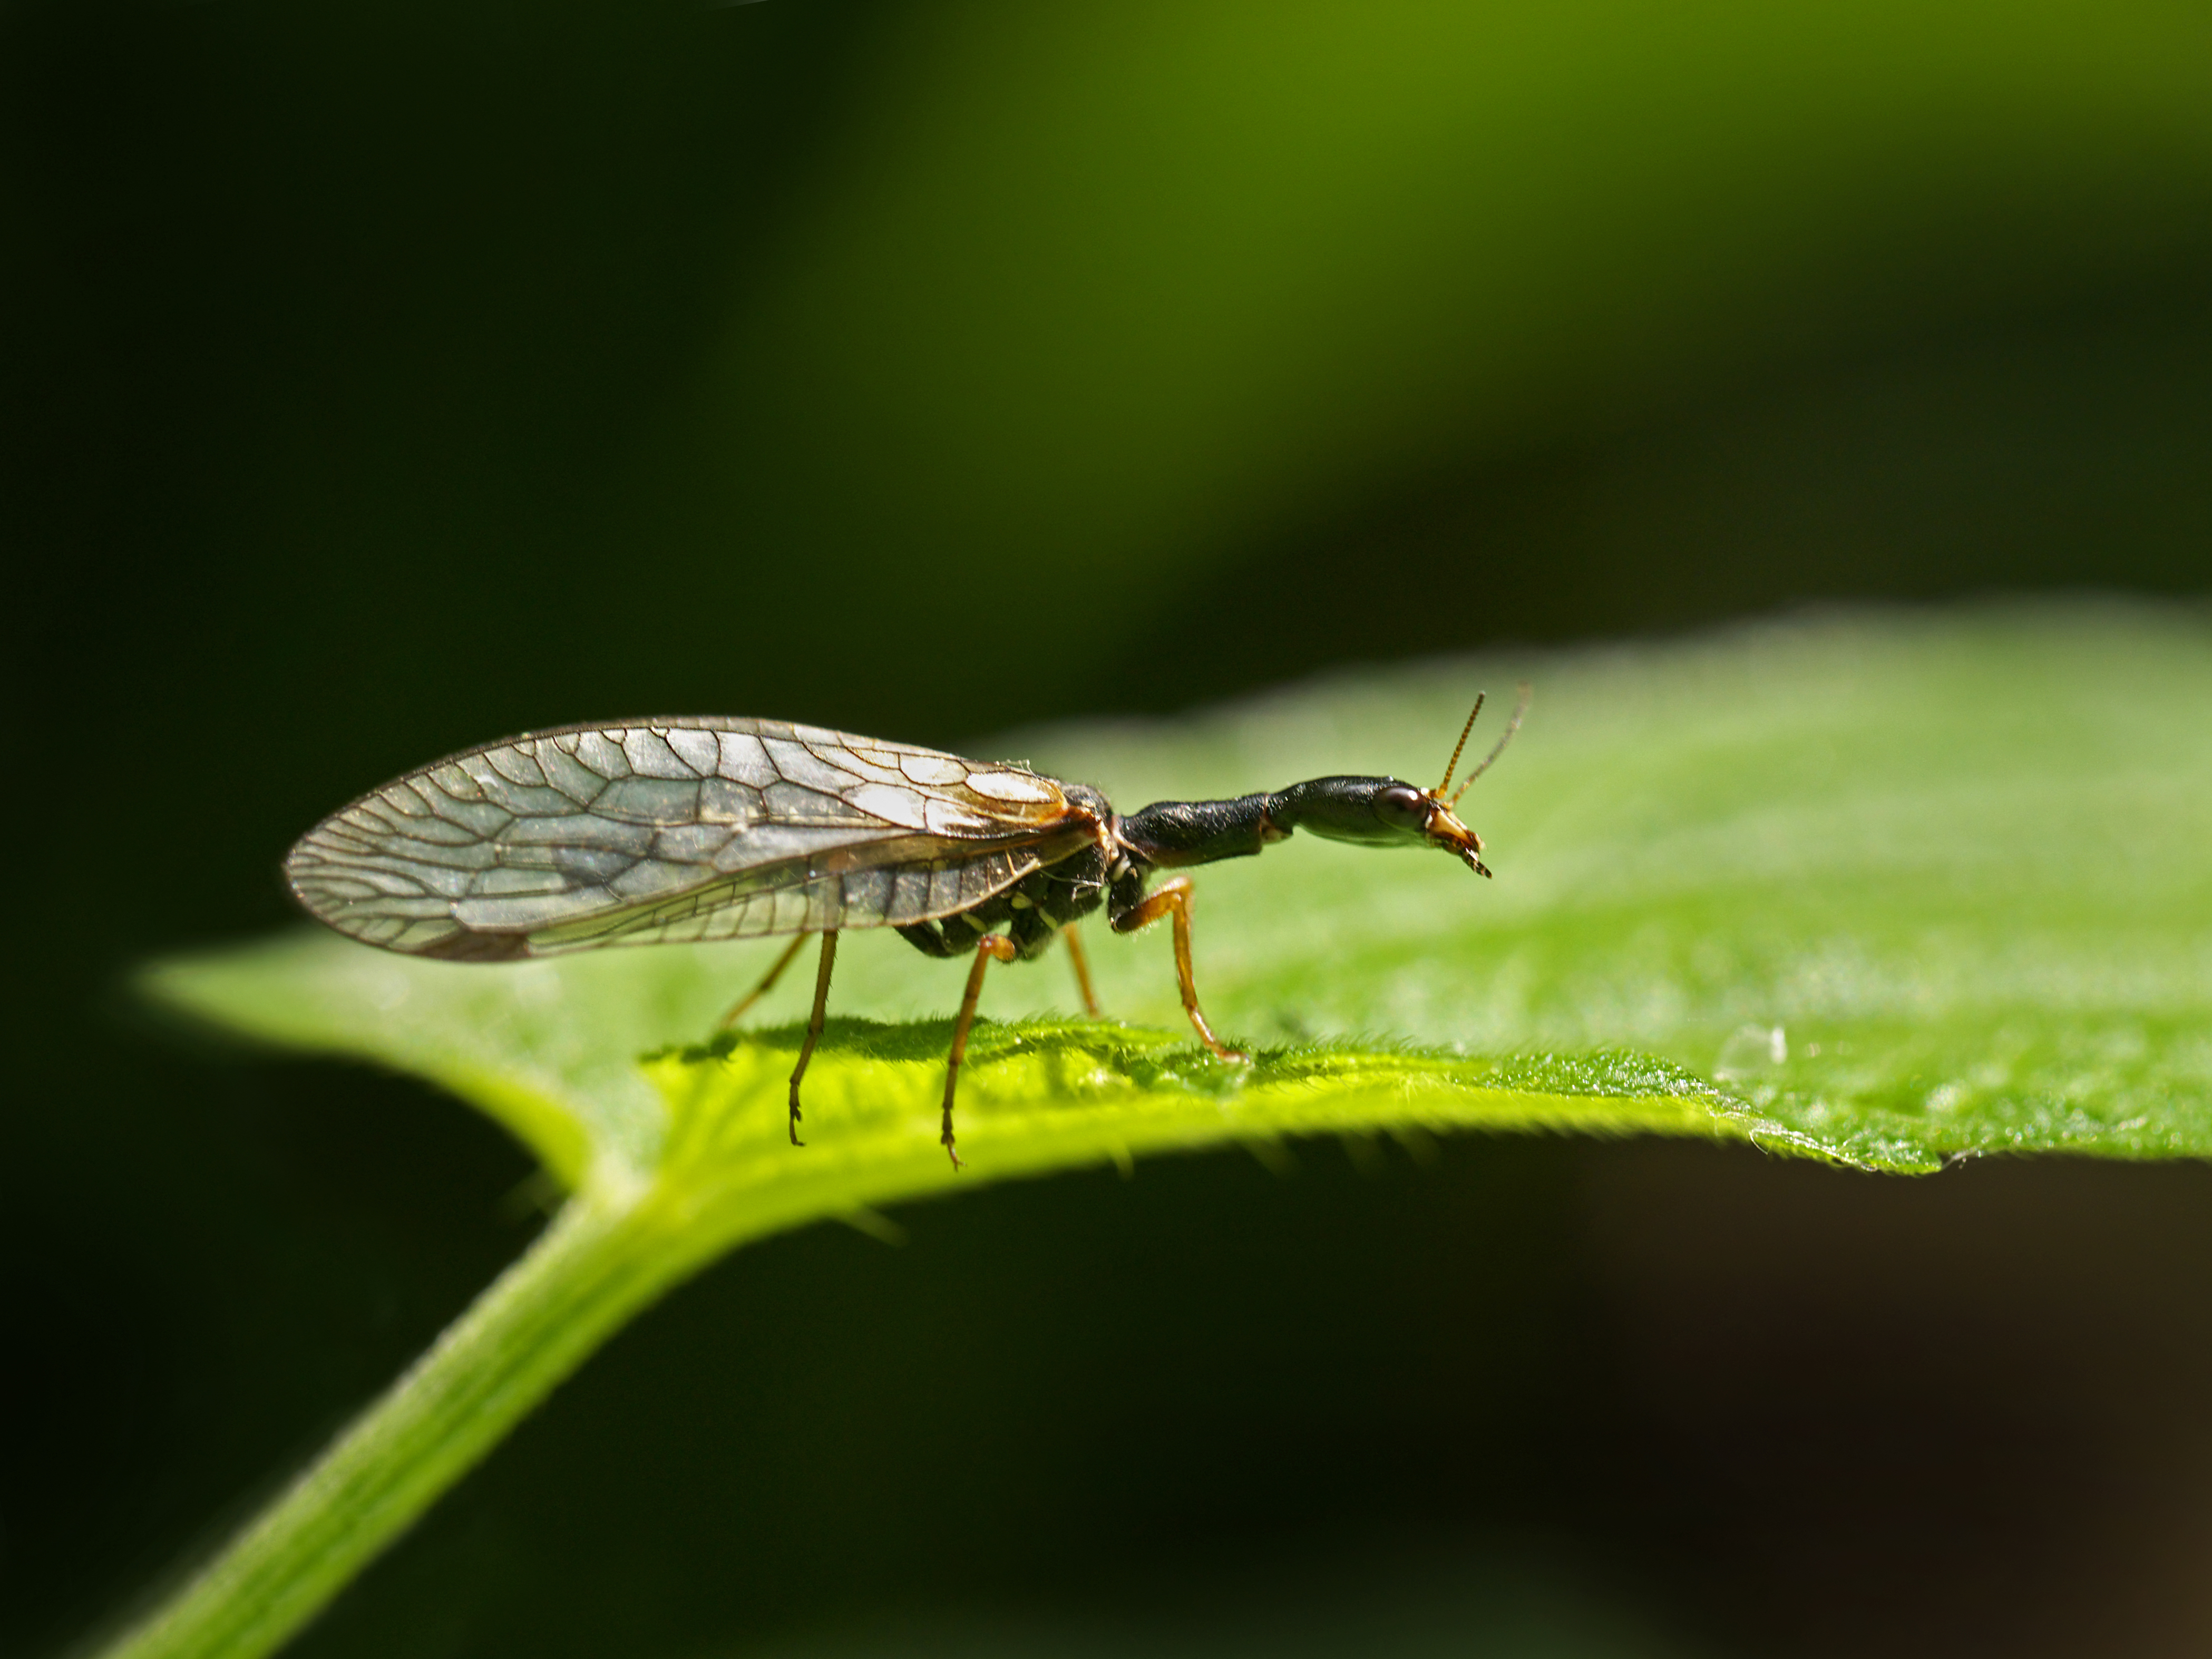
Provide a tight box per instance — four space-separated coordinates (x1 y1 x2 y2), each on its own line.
1062 921 1103 1018
941 931 1019 1169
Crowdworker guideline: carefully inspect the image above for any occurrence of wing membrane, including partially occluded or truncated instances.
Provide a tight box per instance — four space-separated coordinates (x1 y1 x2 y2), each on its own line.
285 718 1091 959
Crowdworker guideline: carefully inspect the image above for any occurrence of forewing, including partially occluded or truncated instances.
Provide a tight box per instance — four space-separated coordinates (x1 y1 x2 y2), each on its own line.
284 718 1089 959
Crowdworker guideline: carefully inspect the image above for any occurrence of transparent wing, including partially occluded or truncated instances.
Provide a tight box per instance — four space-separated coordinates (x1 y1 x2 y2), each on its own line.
284 718 1092 959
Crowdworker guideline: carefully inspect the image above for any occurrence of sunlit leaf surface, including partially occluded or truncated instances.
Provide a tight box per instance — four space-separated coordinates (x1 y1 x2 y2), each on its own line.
150 603 2210 1192
112 603 2208 1659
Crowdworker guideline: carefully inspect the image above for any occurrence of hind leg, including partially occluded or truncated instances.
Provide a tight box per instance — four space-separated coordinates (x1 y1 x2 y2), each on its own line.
785 932 839 1146
719 934 808 1027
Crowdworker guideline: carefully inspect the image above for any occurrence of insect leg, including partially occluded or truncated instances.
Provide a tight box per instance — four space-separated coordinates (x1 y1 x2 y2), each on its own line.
787 931 839 1146
1062 922 1103 1018
719 934 810 1027
1108 876 1246 1062
942 932 1019 1169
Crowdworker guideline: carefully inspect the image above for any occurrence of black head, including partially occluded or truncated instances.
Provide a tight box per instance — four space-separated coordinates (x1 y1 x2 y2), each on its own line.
1269 686 1529 878
1273 775 1494 874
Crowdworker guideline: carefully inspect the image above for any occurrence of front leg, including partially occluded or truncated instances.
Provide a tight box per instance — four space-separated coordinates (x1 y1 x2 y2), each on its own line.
1109 875 1245 1062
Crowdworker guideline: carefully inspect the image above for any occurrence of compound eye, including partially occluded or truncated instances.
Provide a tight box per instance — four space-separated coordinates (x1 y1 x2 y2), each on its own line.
1373 784 1431 832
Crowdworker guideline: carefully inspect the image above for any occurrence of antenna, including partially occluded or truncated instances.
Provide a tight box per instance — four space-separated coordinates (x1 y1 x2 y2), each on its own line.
1449 682 1530 806
1435 693 1486 796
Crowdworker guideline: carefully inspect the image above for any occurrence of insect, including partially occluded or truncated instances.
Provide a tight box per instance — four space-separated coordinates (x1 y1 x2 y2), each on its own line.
286 688 1527 1166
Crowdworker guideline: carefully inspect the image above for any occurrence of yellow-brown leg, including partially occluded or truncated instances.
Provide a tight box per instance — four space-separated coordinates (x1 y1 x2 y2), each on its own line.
787 931 839 1146
942 932 1019 1169
719 933 808 1028
1063 921 1102 1018
1109 875 1246 1062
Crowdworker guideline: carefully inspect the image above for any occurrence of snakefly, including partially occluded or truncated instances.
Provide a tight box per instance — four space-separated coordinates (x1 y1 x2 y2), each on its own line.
286 688 1528 1166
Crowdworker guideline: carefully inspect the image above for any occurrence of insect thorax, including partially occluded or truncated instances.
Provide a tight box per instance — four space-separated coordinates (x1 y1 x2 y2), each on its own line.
896 838 1111 961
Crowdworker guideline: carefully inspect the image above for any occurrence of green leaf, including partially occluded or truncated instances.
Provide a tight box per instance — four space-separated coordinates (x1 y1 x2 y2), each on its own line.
113 603 2208 1659
150 601 2211 1182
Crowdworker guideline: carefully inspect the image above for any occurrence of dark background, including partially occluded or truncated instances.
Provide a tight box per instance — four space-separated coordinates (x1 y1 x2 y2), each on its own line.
6 3 2208 1655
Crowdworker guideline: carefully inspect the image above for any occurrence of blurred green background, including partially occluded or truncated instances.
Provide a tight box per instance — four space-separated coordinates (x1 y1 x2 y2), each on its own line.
6 2 2208 1655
